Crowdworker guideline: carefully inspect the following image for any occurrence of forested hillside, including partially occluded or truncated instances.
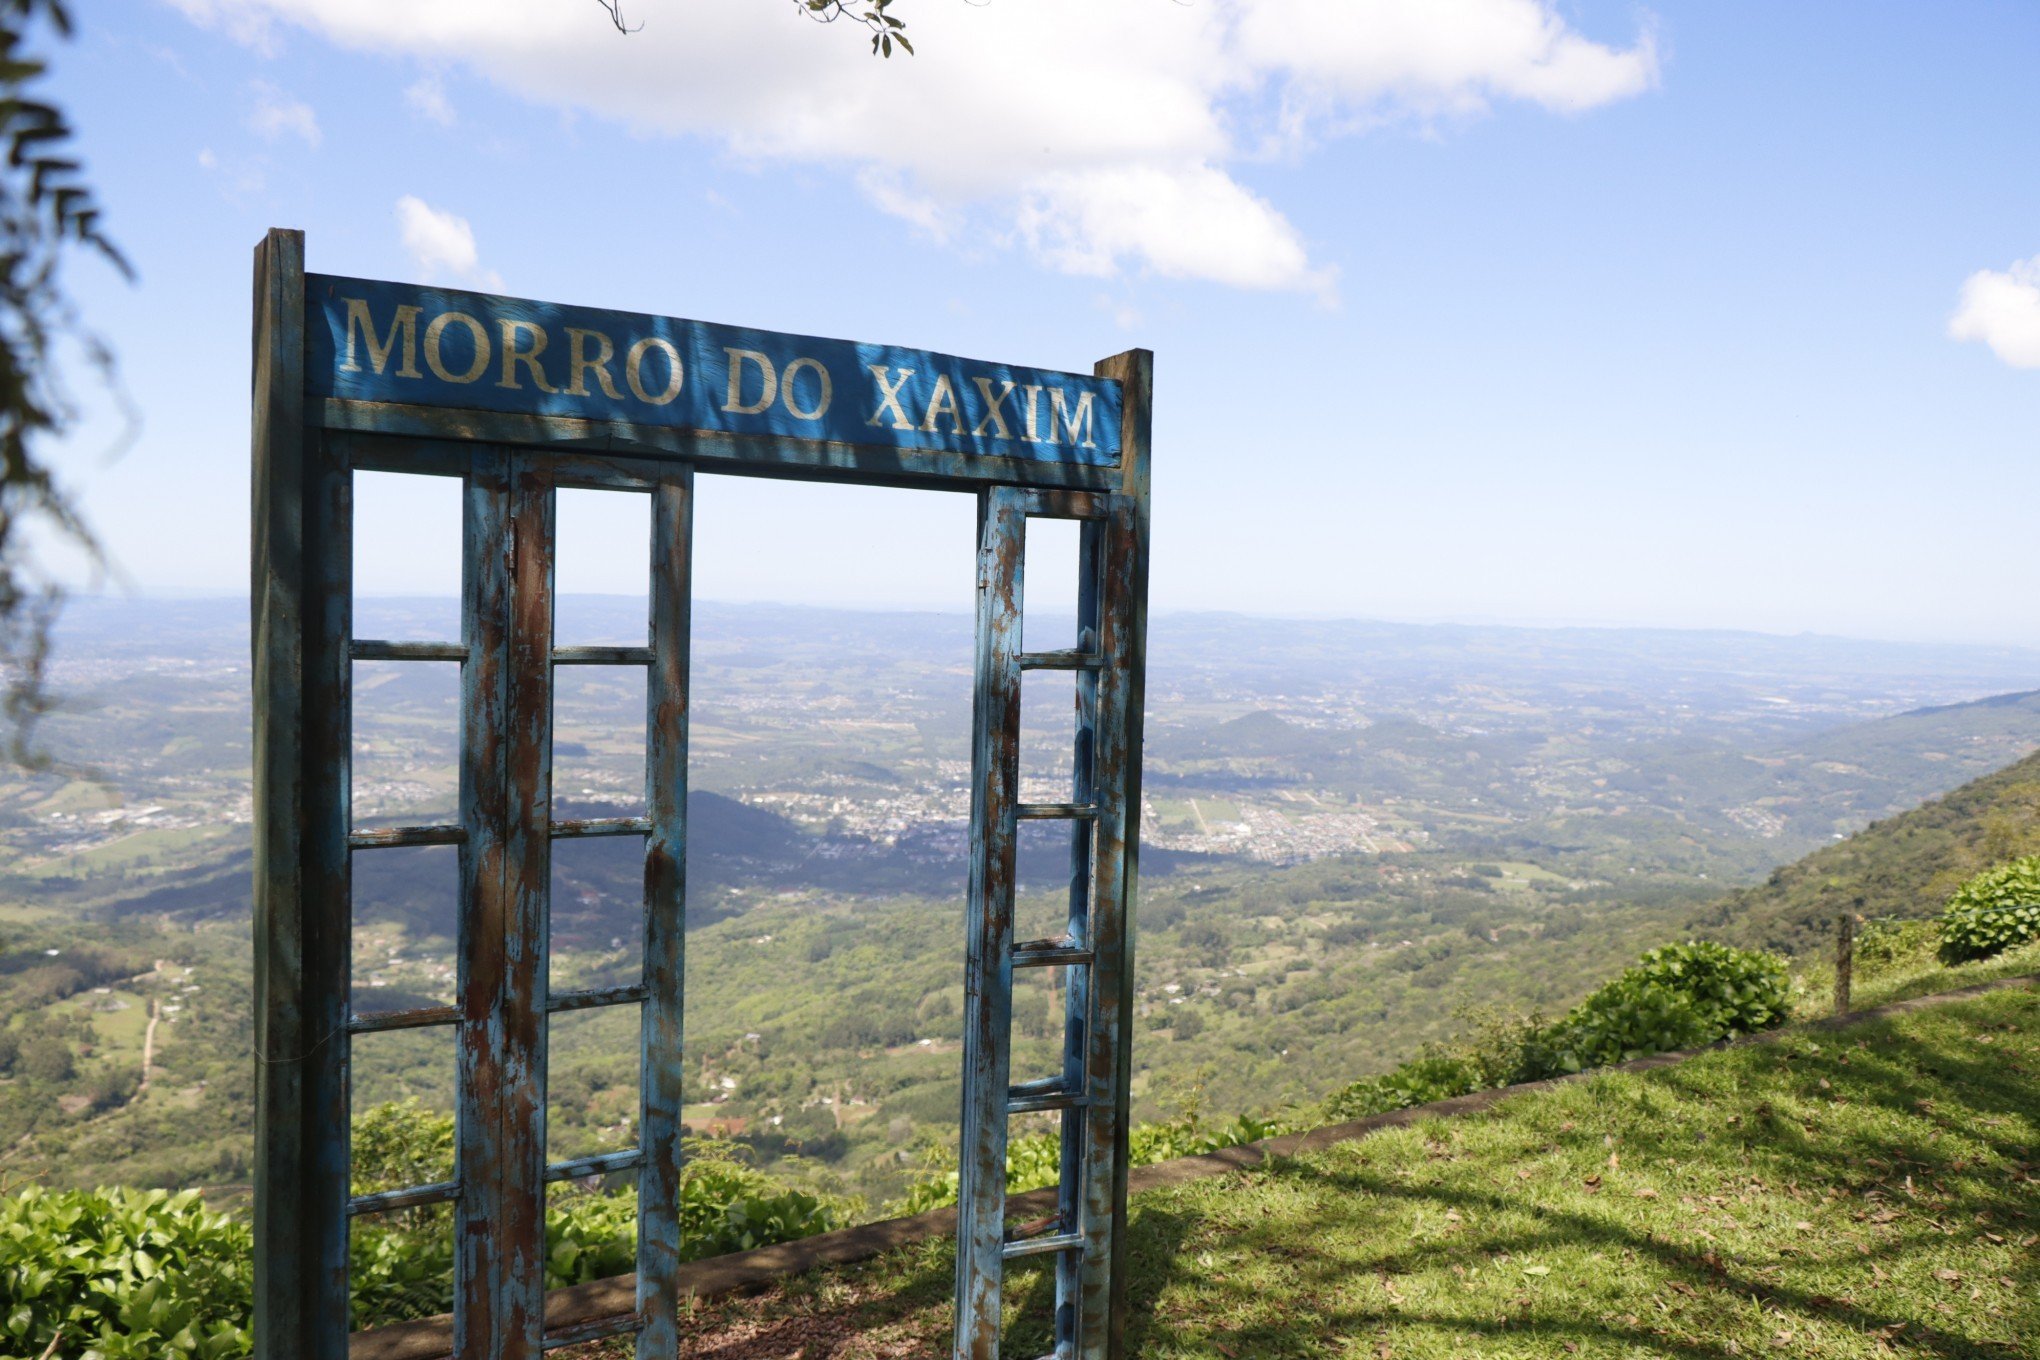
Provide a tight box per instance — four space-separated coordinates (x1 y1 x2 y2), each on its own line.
1691 744 2040 955
6 603 2040 1212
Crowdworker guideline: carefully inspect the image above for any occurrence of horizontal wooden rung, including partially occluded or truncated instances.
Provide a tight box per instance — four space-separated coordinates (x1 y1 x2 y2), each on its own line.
1016 803 1099 821
551 816 653 840
1004 1212 1062 1242
545 1149 644 1183
1007 1079 1085 1115
548 984 647 1014
1001 1230 1085 1260
350 639 465 662
542 1311 643 1350
349 1003 459 1034
1013 939 1093 969
1018 650 1102 671
553 645 654 666
348 1179 459 1217
349 823 466 849
1016 489 1115 521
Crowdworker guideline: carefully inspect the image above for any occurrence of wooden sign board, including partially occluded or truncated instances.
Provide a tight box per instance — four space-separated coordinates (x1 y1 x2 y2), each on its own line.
307 274 1123 477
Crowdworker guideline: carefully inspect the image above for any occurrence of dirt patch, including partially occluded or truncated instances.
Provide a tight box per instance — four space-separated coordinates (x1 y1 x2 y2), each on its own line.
554 1279 948 1360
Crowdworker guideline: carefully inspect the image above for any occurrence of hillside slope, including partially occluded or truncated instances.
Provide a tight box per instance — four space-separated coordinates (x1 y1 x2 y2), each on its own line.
1689 745 2040 956
594 985 2040 1360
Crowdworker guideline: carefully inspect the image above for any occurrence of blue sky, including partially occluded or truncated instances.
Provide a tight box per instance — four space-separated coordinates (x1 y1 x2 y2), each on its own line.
40 1 2040 643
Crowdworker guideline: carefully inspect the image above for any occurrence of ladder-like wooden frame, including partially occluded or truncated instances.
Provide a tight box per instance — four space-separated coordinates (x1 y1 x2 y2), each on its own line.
956 488 1143 1360
250 228 1151 1360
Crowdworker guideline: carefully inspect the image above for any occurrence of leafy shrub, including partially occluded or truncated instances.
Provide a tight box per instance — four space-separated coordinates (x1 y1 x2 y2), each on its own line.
1132 1111 1286 1163
347 1100 460 1327
1448 1005 1566 1088
1938 858 2040 963
673 1139 846 1260
1317 1009 1583 1122
1548 942 1789 1070
352 1219 455 1329
1546 979 1715 1071
0 1121 851 1344
0 1187 253 1360
890 1110 1288 1216
345 1122 852 1328
1630 941 1792 1035
544 1190 638 1288
352 1097 455 1199
1318 945 1791 1117
1321 1055 1484 1121
1853 918 1939 974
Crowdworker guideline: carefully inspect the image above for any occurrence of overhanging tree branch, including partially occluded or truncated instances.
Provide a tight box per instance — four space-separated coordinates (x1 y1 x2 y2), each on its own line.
599 1 918 55
0 0 127 768
591 0 641 35
796 0 915 58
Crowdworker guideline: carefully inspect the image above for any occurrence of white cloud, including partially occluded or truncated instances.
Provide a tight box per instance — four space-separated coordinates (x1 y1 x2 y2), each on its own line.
1949 255 2040 369
176 0 1658 295
855 168 958 244
395 195 503 290
1235 0 1658 123
167 0 282 54
405 74 456 126
247 79 321 145
1021 163 1333 300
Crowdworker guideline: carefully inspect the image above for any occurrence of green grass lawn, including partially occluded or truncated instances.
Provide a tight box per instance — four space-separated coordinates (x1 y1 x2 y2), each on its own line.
1811 938 2040 1016
587 985 2037 1358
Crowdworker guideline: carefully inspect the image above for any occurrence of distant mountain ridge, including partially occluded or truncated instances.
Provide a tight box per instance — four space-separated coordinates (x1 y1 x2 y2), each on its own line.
1893 687 2040 718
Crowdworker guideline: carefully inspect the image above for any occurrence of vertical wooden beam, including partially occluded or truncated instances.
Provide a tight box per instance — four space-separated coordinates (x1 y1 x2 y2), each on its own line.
304 428 354 1349
456 450 514 1357
1092 350 1151 1360
1054 519 1104 1359
1077 499 1136 1360
254 226 353 1360
955 487 1027 1360
1835 910 1856 1016
504 464 556 1354
638 472 695 1355
249 224 303 1360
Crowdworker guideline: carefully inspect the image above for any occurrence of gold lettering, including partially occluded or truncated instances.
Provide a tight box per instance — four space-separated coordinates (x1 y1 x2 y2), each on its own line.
1049 388 1098 448
1019 384 1045 442
780 356 832 420
565 328 623 399
339 299 422 378
867 365 916 430
423 311 489 384
626 337 684 405
970 376 1017 439
498 320 558 393
722 348 778 415
919 374 963 434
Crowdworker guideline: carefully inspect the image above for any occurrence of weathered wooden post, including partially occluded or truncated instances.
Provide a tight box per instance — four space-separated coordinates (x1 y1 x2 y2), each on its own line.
1834 910 1856 1015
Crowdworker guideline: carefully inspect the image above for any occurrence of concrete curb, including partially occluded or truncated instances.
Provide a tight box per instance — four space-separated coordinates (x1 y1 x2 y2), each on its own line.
348 973 2036 1359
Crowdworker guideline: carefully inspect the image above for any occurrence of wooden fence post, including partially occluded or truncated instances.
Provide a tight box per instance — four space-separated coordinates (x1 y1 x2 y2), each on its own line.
1834 912 1855 1016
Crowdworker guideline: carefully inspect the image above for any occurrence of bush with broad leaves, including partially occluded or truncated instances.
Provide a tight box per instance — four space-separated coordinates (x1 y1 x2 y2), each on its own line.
1938 858 2040 963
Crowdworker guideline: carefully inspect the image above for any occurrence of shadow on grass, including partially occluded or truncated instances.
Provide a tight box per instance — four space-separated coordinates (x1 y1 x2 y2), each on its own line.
606 994 2034 1359
1104 998 2036 1359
